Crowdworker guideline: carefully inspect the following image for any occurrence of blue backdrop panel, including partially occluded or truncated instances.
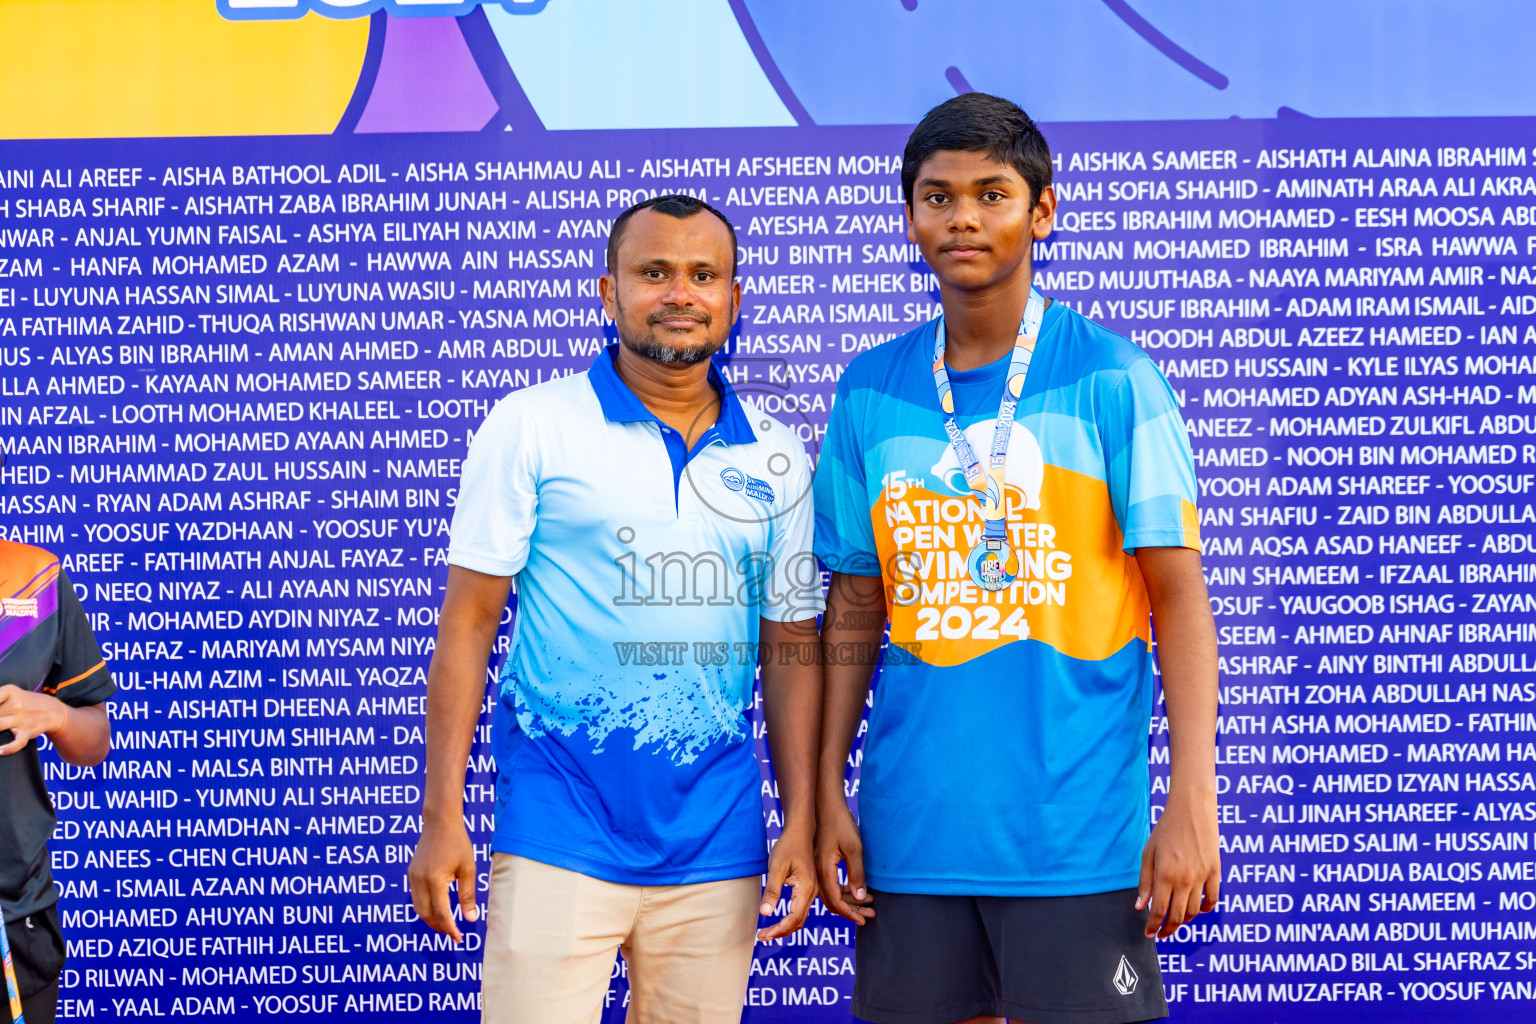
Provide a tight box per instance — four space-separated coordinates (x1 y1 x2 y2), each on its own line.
2 54 1536 1024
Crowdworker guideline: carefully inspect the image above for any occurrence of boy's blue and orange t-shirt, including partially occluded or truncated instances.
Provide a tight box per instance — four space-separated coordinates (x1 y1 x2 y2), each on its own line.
813 299 1201 897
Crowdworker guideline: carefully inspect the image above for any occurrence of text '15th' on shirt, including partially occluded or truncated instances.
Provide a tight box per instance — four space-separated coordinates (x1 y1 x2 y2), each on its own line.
0 541 115 923
813 300 1201 897
447 346 823 885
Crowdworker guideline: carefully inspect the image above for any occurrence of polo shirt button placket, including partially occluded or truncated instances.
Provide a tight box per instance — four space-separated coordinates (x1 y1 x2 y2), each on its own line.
678 452 698 519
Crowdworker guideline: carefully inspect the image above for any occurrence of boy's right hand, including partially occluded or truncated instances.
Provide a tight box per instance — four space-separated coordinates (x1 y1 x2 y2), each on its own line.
409 819 479 942
816 806 875 925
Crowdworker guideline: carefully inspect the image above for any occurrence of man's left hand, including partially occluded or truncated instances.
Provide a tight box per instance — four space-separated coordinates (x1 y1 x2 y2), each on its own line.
757 822 817 941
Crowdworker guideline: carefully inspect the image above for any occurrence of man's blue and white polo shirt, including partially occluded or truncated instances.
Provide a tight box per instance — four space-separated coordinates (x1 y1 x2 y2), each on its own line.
448 345 822 885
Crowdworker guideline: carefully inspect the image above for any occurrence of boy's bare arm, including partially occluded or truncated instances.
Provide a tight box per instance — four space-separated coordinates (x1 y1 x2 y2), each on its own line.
1134 545 1220 939
816 571 886 925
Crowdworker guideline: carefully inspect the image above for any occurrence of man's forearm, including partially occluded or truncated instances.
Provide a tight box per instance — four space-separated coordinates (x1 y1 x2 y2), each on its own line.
422 568 511 825
818 572 886 807
422 623 494 824
761 618 822 831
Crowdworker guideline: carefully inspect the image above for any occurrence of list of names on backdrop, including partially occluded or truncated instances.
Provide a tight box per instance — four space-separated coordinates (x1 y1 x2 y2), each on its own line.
0 120 1534 1021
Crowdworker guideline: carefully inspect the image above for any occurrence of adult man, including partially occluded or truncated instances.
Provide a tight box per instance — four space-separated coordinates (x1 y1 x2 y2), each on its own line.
409 194 822 1024
1 540 115 1024
814 94 1220 1024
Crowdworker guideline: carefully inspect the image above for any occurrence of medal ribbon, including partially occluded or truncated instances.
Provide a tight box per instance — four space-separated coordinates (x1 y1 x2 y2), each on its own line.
930 287 1047 544
0 907 22 1024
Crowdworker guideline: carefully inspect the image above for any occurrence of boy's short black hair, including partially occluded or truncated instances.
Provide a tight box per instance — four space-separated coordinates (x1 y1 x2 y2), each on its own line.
901 93 1053 209
606 194 738 278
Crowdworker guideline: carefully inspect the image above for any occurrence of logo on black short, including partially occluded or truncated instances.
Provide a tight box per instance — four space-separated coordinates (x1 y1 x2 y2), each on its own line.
1113 955 1138 996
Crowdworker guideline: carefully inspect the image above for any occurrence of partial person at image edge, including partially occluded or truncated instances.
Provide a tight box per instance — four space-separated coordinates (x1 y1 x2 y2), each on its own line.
1 538 115 1024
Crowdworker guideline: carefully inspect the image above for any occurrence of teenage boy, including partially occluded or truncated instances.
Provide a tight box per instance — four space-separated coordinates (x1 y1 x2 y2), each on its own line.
1 540 115 1024
409 194 823 1024
813 93 1220 1024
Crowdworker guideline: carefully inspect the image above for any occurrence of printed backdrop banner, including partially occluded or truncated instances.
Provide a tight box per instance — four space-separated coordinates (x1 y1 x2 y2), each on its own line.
2 2 1536 1022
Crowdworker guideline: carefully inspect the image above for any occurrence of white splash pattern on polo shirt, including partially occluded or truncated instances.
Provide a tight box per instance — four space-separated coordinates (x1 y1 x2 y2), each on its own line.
503 661 749 766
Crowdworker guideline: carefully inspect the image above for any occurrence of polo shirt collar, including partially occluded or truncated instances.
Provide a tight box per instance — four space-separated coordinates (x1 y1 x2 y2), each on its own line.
588 344 756 444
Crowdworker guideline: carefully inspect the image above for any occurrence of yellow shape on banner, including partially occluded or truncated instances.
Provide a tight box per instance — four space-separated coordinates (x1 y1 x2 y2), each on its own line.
0 0 369 139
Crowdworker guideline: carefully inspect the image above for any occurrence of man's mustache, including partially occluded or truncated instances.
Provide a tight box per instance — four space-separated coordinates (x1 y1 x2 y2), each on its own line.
647 307 710 326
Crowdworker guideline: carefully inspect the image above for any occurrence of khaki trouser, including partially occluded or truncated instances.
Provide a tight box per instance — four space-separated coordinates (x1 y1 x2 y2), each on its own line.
481 853 759 1024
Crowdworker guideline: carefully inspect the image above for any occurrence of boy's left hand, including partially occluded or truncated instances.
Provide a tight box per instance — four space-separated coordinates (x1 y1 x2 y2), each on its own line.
1136 787 1220 938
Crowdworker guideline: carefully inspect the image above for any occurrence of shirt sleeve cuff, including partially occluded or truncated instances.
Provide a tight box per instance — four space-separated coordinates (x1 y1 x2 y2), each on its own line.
58 668 116 708
447 548 521 577
814 550 883 577
760 597 826 623
1121 527 1203 555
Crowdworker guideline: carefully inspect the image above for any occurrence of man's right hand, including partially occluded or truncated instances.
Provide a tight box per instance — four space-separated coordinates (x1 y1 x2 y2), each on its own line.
409 819 479 942
816 805 875 926
411 566 511 943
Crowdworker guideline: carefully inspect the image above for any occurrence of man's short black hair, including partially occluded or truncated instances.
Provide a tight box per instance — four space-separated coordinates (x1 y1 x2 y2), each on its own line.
901 93 1053 209
606 194 738 278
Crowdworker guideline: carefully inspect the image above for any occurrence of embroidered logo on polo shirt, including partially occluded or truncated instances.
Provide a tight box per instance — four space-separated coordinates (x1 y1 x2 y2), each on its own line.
720 468 745 491
743 475 775 503
2 598 38 617
1113 955 1138 996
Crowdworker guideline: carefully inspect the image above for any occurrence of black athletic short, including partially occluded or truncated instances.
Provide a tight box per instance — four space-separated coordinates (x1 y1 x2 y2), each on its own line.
5 904 66 1001
852 888 1167 1024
